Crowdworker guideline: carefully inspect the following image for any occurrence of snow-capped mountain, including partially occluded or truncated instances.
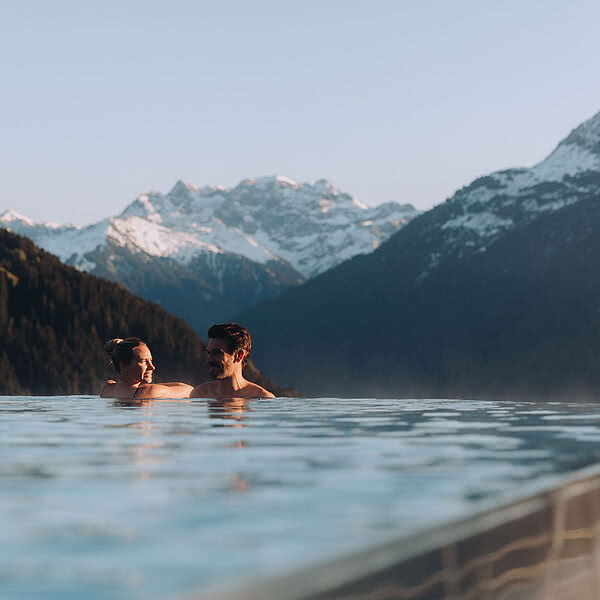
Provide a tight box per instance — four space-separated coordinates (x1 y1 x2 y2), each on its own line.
117 175 418 278
0 177 417 331
415 110 600 277
234 109 600 397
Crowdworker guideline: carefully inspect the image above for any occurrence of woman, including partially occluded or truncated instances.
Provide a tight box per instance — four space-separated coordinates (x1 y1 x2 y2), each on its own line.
101 337 193 399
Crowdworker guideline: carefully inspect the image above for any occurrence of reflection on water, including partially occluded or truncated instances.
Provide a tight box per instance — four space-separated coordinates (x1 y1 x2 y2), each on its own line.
111 398 194 408
109 401 162 480
231 472 249 492
208 398 251 427
112 397 251 428
2 397 600 599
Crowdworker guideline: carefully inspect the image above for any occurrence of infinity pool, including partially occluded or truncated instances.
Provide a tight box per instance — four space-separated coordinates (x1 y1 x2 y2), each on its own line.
3 397 600 599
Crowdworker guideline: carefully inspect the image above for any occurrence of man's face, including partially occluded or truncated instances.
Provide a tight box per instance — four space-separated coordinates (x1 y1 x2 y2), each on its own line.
206 338 239 379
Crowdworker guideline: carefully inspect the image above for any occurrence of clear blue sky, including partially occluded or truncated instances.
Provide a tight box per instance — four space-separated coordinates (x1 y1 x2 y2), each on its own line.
2 0 599 225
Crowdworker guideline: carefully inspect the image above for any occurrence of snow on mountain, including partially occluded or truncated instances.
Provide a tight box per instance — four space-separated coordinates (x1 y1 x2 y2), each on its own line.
0 176 418 328
115 175 418 278
4 109 600 332
0 210 77 235
0 212 96 266
559 110 600 153
0 210 36 227
4 111 600 287
424 109 600 275
220 177 415 276
0 211 222 269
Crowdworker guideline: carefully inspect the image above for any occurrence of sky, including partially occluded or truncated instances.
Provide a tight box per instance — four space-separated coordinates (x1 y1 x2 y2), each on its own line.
1 0 600 225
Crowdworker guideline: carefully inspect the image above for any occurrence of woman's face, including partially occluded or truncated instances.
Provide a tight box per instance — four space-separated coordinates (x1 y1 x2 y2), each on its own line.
120 344 155 385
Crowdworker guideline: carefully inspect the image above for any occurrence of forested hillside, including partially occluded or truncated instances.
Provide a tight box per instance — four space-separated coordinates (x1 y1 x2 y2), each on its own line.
238 194 600 400
0 229 287 396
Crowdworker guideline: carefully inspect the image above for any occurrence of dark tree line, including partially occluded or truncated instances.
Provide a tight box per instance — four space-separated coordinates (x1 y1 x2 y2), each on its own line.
0 229 290 396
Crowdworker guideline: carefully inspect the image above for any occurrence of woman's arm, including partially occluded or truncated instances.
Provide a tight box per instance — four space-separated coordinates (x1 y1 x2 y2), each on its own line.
134 383 193 399
157 382 192 388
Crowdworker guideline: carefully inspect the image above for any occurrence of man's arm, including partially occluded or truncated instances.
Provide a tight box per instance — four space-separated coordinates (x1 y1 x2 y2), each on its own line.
160 382 192 387
135 383 193 399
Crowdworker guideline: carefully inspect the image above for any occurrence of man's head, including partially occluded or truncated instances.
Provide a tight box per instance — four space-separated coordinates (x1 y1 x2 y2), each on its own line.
206 323 251 379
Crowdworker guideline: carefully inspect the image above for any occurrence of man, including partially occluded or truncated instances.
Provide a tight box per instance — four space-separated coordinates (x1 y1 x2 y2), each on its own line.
190 323 275 398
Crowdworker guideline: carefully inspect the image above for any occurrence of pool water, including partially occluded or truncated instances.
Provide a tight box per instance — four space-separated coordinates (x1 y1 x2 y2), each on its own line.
3 396 600 599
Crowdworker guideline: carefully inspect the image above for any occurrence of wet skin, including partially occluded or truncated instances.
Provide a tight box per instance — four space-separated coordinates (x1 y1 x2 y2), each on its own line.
120 345 156 385
206 338 236 379
101 344 192 399
190 338 275 399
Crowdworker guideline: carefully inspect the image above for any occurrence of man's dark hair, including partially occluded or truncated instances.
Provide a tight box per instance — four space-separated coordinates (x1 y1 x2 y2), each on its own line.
208 323 251 366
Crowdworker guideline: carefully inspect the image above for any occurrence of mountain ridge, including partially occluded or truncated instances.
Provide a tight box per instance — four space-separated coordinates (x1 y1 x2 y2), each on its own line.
1 176 418 332
234 109 600 398
2 175 417 278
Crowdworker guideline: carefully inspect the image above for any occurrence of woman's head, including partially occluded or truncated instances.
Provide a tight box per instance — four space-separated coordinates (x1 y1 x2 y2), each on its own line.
105 338 155 384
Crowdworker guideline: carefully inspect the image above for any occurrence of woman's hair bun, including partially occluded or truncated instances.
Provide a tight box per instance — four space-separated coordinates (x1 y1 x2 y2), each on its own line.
103 337 144 373
104 338 124 354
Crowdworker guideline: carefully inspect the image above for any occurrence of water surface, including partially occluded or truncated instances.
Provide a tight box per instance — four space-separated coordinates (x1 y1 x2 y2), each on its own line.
2 396 600 599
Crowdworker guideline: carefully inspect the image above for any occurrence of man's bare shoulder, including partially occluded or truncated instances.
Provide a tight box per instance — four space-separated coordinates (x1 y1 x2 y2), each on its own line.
190 381 220 398
190 381 275 398
243 382 275 398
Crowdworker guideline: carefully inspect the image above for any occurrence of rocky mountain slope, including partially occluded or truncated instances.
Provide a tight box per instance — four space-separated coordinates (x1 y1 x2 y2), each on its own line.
235 110 600 398
1 177 417 331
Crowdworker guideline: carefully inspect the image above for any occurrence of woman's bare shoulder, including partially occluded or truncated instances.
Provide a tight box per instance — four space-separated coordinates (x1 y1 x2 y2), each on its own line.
100 380 117 398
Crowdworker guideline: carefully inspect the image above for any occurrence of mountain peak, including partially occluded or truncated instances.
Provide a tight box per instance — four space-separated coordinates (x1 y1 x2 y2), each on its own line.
169 180 199 196
0 209 34 225
238 175 299 189
197 184 227 195
313 178 339 195
557 110 600 154
2 173 418 283
273 175 298 187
